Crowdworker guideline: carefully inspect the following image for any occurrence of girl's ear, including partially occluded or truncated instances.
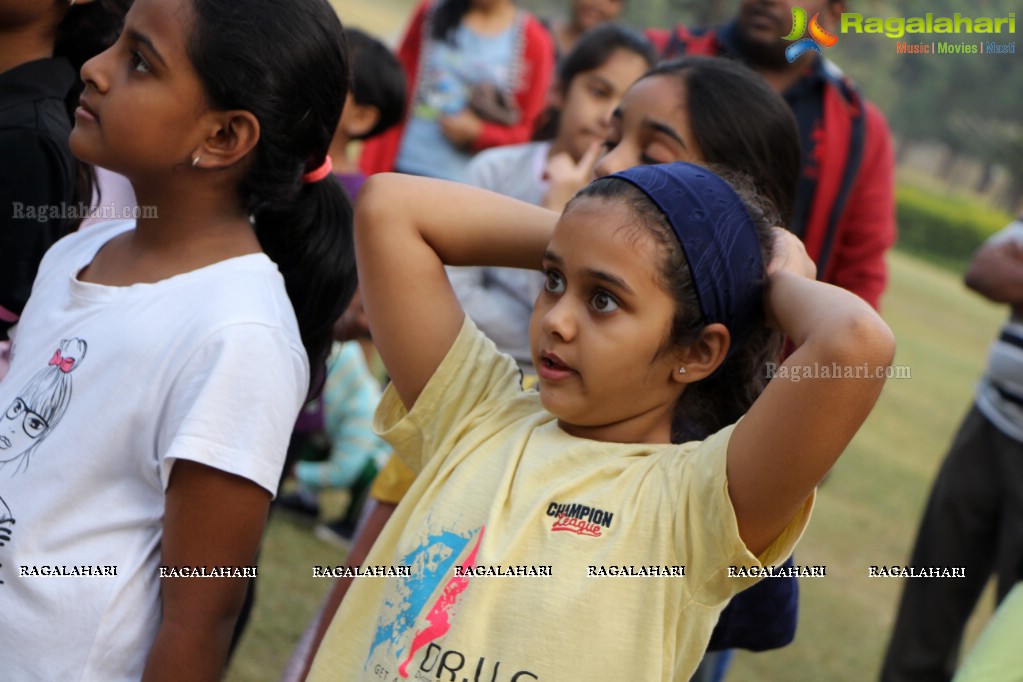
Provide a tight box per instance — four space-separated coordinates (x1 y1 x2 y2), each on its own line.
672 323 730 384
194 110 261 170
341 102 381 140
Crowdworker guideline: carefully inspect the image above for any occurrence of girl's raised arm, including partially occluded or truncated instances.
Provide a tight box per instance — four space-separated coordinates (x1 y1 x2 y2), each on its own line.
727 229 896 555
355 173 558 409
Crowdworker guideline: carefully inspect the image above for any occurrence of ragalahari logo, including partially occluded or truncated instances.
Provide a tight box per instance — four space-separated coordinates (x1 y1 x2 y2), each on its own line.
782 7 839 62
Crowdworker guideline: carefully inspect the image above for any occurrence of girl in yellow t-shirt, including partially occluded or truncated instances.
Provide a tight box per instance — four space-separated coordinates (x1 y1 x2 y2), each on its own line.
308 162 893 680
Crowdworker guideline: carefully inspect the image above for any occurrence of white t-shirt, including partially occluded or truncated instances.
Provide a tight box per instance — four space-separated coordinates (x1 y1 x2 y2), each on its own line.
0 220 308 680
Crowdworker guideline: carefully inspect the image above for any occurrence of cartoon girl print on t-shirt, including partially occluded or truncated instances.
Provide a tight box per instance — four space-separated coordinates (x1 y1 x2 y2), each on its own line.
0 338 86 584
0 496 12 585
0 337 87 475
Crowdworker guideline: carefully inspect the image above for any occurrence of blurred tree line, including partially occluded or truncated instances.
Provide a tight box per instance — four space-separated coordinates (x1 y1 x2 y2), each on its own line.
518 0 1021 210
833 0 1021 211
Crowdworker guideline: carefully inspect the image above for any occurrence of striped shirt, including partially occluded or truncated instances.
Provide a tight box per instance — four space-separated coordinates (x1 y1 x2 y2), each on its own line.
975 221 1023 443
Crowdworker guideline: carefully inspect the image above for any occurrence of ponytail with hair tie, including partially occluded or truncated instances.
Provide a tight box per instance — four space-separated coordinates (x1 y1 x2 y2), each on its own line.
188 0 358 392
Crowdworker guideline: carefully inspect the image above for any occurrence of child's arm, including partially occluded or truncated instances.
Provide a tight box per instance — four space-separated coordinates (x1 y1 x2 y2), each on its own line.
355 173 558 409
141 462 271 682
964 224 1023 307
727 229 896 555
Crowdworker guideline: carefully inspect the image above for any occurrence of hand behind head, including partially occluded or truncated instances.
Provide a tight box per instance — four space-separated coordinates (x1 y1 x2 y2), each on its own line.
766 227 816 280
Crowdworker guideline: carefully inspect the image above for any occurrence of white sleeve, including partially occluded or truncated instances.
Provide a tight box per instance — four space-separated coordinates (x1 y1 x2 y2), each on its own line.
464 149 500 192
451 150 502 335
984 220 1023 247
158 323 308 495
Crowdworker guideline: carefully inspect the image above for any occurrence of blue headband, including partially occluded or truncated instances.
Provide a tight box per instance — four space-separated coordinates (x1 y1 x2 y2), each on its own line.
607 162 764 359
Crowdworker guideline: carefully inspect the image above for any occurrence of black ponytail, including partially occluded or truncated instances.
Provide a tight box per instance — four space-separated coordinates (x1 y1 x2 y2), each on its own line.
573 170 784 443
187 0 357 386
54 0 131 227
250 179 356 384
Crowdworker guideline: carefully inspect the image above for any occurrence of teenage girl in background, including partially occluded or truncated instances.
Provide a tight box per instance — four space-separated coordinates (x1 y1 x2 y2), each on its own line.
359 0 554 182
596 57 799 219
0 0 355 679
546 55 801 222
307 158 893 679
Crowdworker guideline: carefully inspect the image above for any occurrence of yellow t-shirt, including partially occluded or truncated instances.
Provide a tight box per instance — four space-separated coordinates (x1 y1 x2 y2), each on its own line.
368 455 417 504
309 318 813 682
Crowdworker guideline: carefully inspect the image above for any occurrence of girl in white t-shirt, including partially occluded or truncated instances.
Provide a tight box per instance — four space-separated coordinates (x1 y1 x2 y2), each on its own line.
307 161 893 679
0 0 355 678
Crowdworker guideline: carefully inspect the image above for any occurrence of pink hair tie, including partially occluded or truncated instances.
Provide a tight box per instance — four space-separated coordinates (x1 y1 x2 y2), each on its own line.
302 156 333 184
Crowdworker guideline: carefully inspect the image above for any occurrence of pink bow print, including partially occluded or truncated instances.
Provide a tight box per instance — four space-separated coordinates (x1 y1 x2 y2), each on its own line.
48 349 75 373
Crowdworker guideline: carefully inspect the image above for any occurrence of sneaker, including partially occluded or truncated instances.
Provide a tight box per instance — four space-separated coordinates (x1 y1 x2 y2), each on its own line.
314 518 352 550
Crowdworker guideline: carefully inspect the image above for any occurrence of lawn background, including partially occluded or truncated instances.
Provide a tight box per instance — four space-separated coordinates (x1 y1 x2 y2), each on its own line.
224 1 1010 679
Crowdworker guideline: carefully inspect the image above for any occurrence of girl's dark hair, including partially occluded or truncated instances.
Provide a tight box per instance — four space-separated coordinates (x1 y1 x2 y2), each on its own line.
188 0 358 386
572 169 784 443
346 28 407 140
54 0 131 228
643 56 801 225
558 23 655 87
533 23 655 141
431 0 472 43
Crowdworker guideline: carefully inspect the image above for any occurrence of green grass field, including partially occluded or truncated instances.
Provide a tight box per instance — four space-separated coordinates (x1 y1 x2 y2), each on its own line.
224 248 1006 681
726 250 1003 679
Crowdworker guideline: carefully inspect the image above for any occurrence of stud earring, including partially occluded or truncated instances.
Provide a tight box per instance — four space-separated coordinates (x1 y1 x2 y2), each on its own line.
678 367 687 375
191 156 200 168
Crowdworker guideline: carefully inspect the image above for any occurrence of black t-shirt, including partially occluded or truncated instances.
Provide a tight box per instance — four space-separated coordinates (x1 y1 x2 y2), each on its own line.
0 57 77 336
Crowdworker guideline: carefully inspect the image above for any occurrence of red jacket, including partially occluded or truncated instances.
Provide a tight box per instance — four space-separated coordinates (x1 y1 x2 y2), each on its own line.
360 0 554 176
647 24 896 311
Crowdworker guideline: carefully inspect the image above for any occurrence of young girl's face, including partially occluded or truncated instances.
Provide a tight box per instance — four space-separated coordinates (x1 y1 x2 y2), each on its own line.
530 196 684 443
594 75 703 177
553 48 651 162
70 0 212 178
